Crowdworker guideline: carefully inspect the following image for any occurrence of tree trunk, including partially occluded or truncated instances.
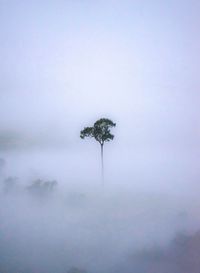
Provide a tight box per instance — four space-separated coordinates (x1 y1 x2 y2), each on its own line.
101 144 104 186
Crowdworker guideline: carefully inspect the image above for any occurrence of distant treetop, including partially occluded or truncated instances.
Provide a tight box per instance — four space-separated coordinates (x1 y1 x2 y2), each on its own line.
80 118 116 145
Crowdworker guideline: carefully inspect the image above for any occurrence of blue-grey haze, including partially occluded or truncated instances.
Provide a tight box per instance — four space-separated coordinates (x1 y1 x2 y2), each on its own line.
0 1 200 273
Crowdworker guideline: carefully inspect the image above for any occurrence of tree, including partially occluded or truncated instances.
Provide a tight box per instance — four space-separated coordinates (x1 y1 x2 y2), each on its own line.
80 118 116 185
3 176 18 194
27 179 57 197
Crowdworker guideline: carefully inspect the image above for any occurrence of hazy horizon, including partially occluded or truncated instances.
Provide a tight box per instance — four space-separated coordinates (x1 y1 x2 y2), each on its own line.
0 1 200 273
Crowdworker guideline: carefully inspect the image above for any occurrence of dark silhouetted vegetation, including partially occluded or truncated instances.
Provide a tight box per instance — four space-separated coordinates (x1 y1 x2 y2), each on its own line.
27 179 57 197
80 118 116 183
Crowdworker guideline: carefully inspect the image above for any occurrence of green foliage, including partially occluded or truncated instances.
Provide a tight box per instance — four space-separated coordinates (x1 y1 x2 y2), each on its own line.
80 118 116 145
80 127 94 139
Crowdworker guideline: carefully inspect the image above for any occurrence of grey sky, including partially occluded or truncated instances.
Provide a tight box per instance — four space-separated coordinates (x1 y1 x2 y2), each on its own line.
0 0 200 192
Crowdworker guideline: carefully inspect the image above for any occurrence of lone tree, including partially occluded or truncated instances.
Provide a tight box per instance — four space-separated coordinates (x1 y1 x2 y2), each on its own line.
80 118 116 184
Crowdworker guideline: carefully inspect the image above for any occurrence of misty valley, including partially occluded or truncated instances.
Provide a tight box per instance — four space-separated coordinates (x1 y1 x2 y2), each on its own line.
1 0 199 272
0 157 200 273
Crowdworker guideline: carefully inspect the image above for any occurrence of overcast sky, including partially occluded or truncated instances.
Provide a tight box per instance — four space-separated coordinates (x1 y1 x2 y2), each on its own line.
0 0 200 192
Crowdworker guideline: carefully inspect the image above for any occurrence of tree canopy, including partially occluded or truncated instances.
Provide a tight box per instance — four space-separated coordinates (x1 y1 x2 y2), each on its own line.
80 118 116 145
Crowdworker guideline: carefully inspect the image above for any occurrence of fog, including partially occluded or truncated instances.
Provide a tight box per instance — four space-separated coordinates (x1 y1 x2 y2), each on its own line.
1 1 200 272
